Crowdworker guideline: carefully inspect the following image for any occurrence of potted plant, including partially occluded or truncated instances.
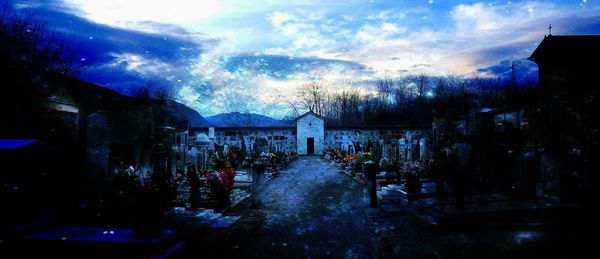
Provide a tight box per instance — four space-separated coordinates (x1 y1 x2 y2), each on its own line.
402 163 423 201
354 152 371 173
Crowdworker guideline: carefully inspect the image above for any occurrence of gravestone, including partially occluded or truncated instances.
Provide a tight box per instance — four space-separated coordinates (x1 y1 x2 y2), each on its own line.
251 161 265 208
364 160 378 208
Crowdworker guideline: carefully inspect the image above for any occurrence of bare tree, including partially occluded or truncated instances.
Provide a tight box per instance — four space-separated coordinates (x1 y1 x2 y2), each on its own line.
415 73 428 99
375 77 394 102
287 100 301 118
296 80 328 116
335 90 362 125
433 76 449 98
393 77 411 106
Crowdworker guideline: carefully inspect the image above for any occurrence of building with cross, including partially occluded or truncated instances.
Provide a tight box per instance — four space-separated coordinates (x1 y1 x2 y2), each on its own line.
295 111 325 155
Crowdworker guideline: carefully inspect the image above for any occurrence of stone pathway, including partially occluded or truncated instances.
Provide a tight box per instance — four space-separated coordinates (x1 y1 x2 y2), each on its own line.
237 156 378 258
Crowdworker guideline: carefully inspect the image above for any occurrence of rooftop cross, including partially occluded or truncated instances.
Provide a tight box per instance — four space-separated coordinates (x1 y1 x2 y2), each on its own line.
548 24 553 36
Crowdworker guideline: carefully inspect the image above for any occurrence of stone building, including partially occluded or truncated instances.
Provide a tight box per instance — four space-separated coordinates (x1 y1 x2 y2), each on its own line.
527 35 600 203
296 111 325 155
528 35 599 156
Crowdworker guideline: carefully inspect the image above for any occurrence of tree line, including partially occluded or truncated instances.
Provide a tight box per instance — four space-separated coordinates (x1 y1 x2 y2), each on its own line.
289 72 538 126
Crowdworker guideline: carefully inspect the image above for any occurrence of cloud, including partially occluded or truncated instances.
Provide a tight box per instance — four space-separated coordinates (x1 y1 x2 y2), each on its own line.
476 59 538 83
366 9 396 20
63 0 222 28
118 21 218 45
184 49 371 118
334 1 600 76
353 22 408 45
270 11 295 29
10 1 217 96
109 53 172 75
8 0 600 118
267 9 336 53
446 1 600 71
451 2 561 41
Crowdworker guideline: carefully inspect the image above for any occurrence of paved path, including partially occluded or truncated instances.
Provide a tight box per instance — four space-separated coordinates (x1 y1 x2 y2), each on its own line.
238 156 377 258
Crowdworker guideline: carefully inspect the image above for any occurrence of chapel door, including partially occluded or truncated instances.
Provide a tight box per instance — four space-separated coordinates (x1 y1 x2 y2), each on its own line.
307 138 314 155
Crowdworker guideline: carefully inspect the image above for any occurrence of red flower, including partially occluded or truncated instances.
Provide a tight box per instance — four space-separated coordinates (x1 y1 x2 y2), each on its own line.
218 168 236 192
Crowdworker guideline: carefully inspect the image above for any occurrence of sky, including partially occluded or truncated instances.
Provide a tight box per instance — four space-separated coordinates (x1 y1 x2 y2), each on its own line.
7 0 600 118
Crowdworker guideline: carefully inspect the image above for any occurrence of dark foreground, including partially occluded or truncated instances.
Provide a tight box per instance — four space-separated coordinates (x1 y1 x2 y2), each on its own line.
3 157 595 258
172 157 597 258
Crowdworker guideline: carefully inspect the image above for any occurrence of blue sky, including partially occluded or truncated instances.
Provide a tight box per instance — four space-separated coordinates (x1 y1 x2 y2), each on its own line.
8 0 600 118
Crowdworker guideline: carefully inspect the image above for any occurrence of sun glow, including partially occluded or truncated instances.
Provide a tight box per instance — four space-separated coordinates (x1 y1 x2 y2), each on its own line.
65 0 222 28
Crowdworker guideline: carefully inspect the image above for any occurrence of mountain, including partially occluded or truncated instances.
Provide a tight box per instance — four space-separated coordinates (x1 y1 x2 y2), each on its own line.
206 112 293 127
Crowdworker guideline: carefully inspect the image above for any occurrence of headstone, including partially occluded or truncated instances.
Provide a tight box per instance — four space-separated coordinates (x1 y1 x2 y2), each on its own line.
251 161 265 208
419 138 428 161
382 144 391 159
398 138 405 162
208 127 215 139
364 160 378 208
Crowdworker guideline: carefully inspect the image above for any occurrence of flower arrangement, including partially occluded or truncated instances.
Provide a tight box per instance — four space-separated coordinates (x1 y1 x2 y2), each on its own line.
325 150 335 160
350 152 370 173
204 170 218 186
265 151 288 167
399 160 434 181
207 152 239 207
259 151 270 165
219 167 236 192
343 154 353 162
324 149 349 161
354 152 371 164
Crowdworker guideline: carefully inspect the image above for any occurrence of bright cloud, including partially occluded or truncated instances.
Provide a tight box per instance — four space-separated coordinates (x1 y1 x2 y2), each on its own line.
110 53 172 74
270 11 295 29
65 0 222 29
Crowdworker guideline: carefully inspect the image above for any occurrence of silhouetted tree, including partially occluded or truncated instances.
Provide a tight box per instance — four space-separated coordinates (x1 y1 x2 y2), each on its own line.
0 4 89 76
288 71 537 126
296 79 328 116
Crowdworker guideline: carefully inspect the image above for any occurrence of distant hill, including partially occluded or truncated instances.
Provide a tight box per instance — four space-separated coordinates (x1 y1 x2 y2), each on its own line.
206 112 293 127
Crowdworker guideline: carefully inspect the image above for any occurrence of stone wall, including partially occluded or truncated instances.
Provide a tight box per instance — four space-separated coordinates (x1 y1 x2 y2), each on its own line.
189 124 430 161
192 128 297 153
324 128 431 162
